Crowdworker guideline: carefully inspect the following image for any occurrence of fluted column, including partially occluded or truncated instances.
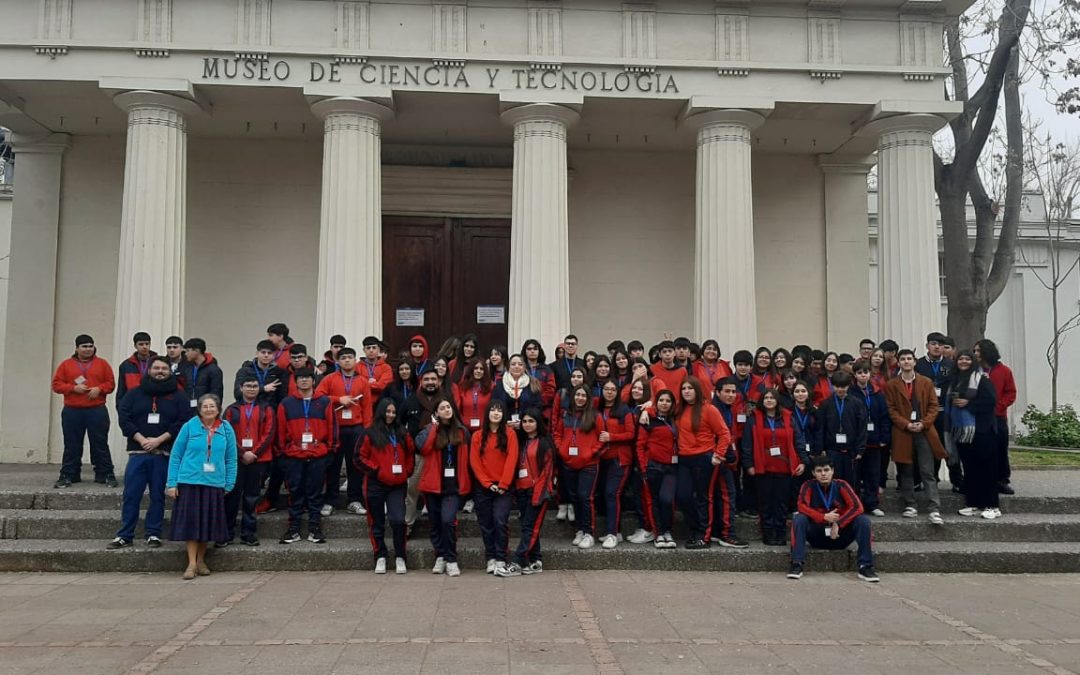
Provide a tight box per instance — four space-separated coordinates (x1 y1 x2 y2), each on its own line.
686 109 764 353
501 103 580 352
863 114 943 351
112 91 199 367
310 97 394 349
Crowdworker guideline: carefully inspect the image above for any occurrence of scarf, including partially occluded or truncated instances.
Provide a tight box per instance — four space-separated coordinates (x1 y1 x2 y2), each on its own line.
948 370 981 444
502 372 531 400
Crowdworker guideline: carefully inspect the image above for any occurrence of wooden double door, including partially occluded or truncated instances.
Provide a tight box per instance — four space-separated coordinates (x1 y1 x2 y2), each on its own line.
382 216 511 357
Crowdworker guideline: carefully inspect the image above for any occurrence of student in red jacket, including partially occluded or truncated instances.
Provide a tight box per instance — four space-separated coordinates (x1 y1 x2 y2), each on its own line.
469 399 520 575
116 331 155 407
266 322 295 371
622 377 656 545
741 389 806 546
220 378 275 546
638 390 679 548
360 336 394 399
552 366 587 523
357 397 416 575
315 347 373 515
597 380 636 549
554 385 603 548
651 340 690 395
521 339 556 414
788 455 877 582
975 339 1018 494
675 377 732 549
497 408 555 577
710 378 749 548
51 334 117 488
275 368 338 545
455 358 494 431
693 339 733 393
417 398 471 577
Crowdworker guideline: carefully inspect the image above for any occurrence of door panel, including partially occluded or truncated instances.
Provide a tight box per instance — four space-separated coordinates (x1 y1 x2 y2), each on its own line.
381 218 449 357
454 219 511 351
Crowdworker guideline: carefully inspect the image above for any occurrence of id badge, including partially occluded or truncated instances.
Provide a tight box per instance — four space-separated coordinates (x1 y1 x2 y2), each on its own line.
910 410 918 421
470 418 481 428
242 438 254 449
805 444 812 455
369 377 376 384
671 456 679 464
935 387 942 397
769 446 781 457
867 422 875 432
147 413 160 424
302 432 314 444
511 414 520 423
75 375 87 385
518 468 529 478
736 414 747 423
392 464 403 474
341 409 353 420
202 462 216 473
190 399 198 408
836 433 847 444
568 446 579 457
444 467 456 478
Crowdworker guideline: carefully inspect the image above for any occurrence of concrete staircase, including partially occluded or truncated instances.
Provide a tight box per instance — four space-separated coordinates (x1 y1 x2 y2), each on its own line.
1 465 1078 574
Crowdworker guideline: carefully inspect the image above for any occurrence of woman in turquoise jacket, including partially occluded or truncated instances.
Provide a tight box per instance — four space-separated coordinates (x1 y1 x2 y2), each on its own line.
167 394 237 579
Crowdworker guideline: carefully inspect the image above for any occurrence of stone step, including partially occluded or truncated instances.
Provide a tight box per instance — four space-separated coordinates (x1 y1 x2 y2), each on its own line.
3 508 1077 544
0 537 1076 574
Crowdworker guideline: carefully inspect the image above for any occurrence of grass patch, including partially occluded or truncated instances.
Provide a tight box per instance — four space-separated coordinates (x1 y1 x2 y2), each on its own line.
1011 449 1080 466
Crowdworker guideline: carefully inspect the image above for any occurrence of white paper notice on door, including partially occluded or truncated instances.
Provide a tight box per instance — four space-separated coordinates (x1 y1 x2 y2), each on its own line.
476 305 505 324
395 308 425 327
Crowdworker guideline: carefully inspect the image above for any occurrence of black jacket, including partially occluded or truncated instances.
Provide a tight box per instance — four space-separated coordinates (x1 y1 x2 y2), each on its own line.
817 394 868 455
182 353 224 404
233 360 288 406
117 373 191 455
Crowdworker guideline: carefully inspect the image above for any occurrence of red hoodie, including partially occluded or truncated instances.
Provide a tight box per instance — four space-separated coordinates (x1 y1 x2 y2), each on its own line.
358 357 394 398
515 436 555 505
454 381 493 431
469 429 520 491
417 422 472 494
553 410 603 470
52 354 115 409
357 429 416 487
315 370 372 427
409 334 432 377
597 405 636 466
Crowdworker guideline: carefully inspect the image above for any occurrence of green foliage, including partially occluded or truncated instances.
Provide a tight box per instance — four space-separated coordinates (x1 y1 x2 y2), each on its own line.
1017 404 1080 448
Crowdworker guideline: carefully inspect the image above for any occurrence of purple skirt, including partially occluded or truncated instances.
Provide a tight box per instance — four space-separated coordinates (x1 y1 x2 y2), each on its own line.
170 483 229 543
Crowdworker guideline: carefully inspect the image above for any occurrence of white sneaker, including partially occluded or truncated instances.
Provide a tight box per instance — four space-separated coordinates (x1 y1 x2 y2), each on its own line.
340 480 348 491
463 499 475 514
522 561 543 575
556 505 568 521
446 562 461 577
486 558 497 574
572 530 584 546
981 508 1002 520
627 528 655 544
346 501 367 515
661 533 677 549
928 512 945 526
432 557 446 574
374 557 387 574
958 507 980 517
578 534 594 549
395 557 407 574
601 534 618 549
567 505 576 522
901 507 918 518
871 509 885 517
493 561 508 576
320 504 334 517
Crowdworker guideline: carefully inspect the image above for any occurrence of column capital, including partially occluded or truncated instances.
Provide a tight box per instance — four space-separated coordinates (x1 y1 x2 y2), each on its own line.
112 90 207 118
818 153 875 175
8 132 70 155
858 112 945 140
500 102 581 128
682 108 765 134
309 96 395 123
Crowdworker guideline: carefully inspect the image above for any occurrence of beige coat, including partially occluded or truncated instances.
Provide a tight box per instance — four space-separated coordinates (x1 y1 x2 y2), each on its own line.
883 373 948 464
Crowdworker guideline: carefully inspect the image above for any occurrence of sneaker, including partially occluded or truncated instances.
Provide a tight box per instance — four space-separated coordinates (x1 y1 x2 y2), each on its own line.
214 539 232 549
256 498 277 514
486 558 497 574
522 561 543 575
103 475 119 488
340 480 348 491
463 499 475 514
145 536 162 548
928 512 944 526
493 561 508 576
279 530 301 544
106 537 132 550
240 535 260 546
858 566 881 583
685 538 710 550
567 505 576 522
716 536 750 549
578 534 594 549
395 557 407 574
787 562 804 579
901 507 918 518
601 534 618 549
572 530 584 546
375 557 387 574
871 509 885 517
495 562 522 577
661 533 678 549
958 507 980 517
446 561 461 577
981 508 1002 520
53 477 72 489
320 504 334 517
627 528 655 544
308 529 327 544
432 557 447 574
346 501 367 515
556 505 568 521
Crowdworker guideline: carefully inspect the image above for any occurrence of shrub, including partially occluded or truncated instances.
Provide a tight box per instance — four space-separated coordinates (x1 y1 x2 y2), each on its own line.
1016 404 1080 449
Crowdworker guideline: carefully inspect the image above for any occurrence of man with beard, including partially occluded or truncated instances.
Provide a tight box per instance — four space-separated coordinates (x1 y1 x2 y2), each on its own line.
109 357 190 549
402 370 443 530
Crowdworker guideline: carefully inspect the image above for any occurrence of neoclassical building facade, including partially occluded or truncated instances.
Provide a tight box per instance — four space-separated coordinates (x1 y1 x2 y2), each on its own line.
0 0 963 464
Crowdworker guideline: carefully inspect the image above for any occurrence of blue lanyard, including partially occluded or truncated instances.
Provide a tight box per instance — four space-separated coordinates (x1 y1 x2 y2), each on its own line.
342 373 355 395
76 358 93 377
137 358 149 376
190 364 201 389
815 481 837 510
930 359 941 377
741 377 751 395
302 398 312 420
765 414 778 444
860 387 873 409
253 365 269 388
389 433 399 462
364 360 377 377
794 408 809 432
564 357 577 373
416 360 428 375
720 405 733 428
833 395 845 421
445 443 455 467
529 366 539 378
244 403 255 422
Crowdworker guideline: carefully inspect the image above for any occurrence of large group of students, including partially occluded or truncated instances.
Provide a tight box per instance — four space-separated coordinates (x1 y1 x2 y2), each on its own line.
50 324 1017 582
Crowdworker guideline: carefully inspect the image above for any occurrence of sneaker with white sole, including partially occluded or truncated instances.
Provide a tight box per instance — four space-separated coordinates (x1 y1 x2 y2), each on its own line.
901 507 918 518
462 499 475 514
556 505 568 521
928 512 944 526
572 530 584 546
871 509 885 517
578 534 594 549
981 508 1002 520
320 504 334 517
627 528 655 544
432 557 447 574
375 557 387 574
446 562 461 577
395 557 407 574
495 562 522 577
522 561 543 575
857 566 881 583
958 507 980 517
567 505 576 522
346 501 367 515
601 534 618 549
279 530 301 544
493 561 508 576
486 558 497 574
145 536 162 548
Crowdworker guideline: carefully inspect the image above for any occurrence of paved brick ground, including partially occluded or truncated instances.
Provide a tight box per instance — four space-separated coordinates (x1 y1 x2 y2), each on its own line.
0 571 1078 674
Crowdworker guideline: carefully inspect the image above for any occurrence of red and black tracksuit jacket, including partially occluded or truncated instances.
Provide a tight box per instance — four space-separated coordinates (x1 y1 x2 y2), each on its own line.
417 424 472 494
516 436 555 506
597 405 636 467
275 395 338 460
315 371 373 428
223 400 276 463
359 358 394 399
740 410 802 476
356 430 416 486
553 411 602 470
636 413 678 467
117 352 157 405
454 382 493 432
796 478 864 527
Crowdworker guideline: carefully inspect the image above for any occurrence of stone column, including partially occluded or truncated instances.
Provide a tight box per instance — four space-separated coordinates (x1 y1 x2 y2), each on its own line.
500 103 580 352
310 97 393 349
0 133 69 463
685 109 764 353
863 114 943 351
819 154 875 351
112 91 200 367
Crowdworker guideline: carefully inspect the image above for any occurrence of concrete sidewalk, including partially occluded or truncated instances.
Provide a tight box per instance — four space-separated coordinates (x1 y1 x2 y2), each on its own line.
0 570 1077 674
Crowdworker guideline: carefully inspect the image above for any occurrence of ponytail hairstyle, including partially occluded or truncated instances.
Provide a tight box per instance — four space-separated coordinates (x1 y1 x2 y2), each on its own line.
480 398 509 455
